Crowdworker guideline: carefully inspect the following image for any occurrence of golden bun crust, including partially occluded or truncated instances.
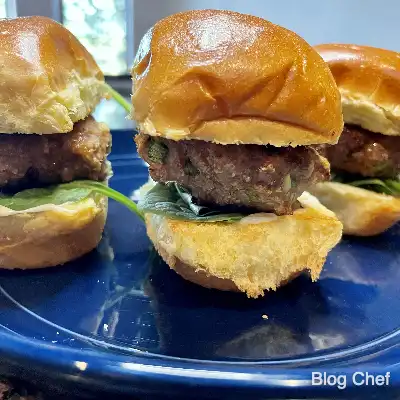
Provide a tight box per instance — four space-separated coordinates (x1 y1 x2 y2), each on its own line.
145 193 343 298
132 10 343 146
0 197 107 269
315 44 400 136
0 16 106 134
309 182 400 236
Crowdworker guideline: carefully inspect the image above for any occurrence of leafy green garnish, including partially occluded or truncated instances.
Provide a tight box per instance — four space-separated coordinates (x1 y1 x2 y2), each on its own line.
103 83 132 113
71 181 144 220
0 184 93 211
386 179 400 193
0 181 144 221
332 173 400 196
347 179 398 195
138 182 245 222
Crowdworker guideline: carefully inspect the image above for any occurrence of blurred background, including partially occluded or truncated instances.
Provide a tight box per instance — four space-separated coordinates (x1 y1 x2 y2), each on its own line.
0 0 397 128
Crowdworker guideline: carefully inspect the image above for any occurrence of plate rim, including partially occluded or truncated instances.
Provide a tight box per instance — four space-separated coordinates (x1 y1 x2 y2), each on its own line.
0 329 399 394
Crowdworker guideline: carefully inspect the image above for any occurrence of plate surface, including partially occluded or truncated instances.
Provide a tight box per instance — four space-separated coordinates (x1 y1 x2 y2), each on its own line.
0 130 399 398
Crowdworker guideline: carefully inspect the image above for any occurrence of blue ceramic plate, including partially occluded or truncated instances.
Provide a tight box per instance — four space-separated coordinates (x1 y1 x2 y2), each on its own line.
0 130 399 398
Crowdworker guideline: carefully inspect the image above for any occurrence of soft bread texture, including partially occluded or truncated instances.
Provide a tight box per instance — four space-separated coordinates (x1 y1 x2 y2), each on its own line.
0 197 107 269
132 10 343 146
0 16 106 134
316 44 400 136
144 193 343 298
310 182 400 236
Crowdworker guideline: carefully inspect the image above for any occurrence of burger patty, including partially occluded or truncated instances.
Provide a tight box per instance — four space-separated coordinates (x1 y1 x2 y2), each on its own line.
0 116 111 192
321 124 400 178
135 133 329 215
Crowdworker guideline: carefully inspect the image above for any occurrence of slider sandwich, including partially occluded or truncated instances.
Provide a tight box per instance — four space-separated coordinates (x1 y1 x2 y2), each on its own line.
133 10 344 298
0 16 112 268
311 44 400 236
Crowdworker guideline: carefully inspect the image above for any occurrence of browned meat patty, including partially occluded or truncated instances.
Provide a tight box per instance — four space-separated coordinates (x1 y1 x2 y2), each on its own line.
321 124 400 178
135 133 329 215
0 116 111 192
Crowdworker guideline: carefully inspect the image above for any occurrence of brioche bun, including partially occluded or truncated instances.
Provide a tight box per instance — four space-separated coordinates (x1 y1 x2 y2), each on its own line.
315 44 400 136
0 196 107 269
0 16 106 134
144 192 342 298
132 10 343 147
310 182 400 236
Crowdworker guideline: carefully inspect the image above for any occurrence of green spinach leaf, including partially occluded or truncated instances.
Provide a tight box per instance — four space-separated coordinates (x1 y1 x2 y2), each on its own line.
0 181 144 220
103 83 132 113
138 182 245 222
333 173 400 196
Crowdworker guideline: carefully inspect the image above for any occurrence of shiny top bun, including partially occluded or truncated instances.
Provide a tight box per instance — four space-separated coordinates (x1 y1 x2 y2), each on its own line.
316 44 400 136
0 16 106 134
131 10 343 146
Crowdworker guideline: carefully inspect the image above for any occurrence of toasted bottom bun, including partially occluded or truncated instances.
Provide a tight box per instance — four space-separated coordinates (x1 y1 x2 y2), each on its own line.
0 197 107 269
309 182 400 236
144 193 343 298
